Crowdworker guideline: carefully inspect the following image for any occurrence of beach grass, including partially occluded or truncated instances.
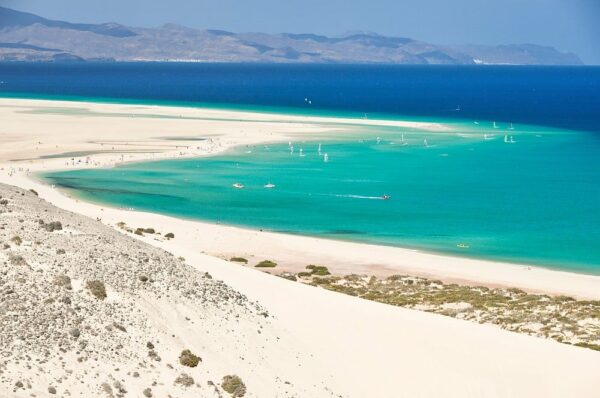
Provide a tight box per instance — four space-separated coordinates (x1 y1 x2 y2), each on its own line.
285 271 600 351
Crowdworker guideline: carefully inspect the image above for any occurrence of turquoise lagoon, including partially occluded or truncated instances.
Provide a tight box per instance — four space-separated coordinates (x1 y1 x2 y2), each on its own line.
42 120 600 274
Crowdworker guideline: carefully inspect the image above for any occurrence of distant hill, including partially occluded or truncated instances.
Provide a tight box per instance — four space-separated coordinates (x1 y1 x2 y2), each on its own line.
0 6 583 65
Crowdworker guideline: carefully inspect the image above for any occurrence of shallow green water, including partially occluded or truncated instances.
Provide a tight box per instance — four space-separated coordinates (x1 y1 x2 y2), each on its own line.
42 120 600 274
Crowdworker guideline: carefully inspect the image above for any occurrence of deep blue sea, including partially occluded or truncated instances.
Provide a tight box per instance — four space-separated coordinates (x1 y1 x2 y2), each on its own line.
2 63 600 273
2 63 600 132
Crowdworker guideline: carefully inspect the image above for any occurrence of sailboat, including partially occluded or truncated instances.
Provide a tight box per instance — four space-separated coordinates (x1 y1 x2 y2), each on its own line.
493 121 499 129
299 148 305 157
400 133 408 146
504 134 508 143
423 138 429 147
318 143 322 156
509 136 516 144
509 123 515 130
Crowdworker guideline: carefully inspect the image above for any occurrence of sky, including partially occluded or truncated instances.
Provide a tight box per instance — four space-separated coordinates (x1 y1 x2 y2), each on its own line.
2 0 599 64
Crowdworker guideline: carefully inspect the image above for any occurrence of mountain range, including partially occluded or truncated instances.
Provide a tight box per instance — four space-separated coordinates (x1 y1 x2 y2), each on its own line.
0 6 583 65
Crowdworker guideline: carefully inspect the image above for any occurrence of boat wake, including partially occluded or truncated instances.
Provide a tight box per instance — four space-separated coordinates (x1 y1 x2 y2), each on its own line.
335 194 388 200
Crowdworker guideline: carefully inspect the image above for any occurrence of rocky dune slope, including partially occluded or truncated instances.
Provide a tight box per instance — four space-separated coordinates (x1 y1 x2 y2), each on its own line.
0 184 332 397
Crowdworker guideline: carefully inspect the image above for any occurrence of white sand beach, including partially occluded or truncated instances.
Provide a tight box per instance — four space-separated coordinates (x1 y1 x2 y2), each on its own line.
1 98 599 397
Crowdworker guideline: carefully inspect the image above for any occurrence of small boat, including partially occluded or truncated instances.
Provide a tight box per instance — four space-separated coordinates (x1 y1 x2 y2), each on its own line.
493 121 499 129
504 134 508 143
509 123 515 130
457 243 470 249
423 138 429 147
382 195 391 200
509 136 516 144
376 136 381 144
299 148 305 157
264 183 276 189
323 153 329 162
318 143 322 156
232 183 244 189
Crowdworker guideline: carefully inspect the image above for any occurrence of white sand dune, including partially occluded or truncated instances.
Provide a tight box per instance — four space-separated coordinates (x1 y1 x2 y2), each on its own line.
1 98 599 397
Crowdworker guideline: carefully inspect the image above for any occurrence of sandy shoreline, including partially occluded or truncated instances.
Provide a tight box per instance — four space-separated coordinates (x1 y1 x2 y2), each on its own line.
1 97 599 299
1 97 600 397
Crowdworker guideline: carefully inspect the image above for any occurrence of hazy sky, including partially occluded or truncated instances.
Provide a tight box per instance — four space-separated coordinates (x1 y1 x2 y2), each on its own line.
2 0 599 64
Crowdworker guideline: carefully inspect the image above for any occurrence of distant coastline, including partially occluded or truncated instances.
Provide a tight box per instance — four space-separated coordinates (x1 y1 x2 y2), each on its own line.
0 6 584 65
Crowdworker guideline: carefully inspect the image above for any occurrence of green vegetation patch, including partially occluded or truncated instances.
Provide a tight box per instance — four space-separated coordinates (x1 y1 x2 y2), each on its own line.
222 375 246 397
179 349 201 367
86 280 107 300
306 264 331 276
255 260 277 268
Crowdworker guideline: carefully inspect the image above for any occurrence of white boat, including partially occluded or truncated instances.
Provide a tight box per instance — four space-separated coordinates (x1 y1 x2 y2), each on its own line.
493 121 499 129
299 148 305 157
423 138 429 147
264 183 276 189
504 134 508 143
318 143 322 156
376 136 381 144
323 153 329 162
232 183 244 189
509 123 515 130
509 136 516 144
